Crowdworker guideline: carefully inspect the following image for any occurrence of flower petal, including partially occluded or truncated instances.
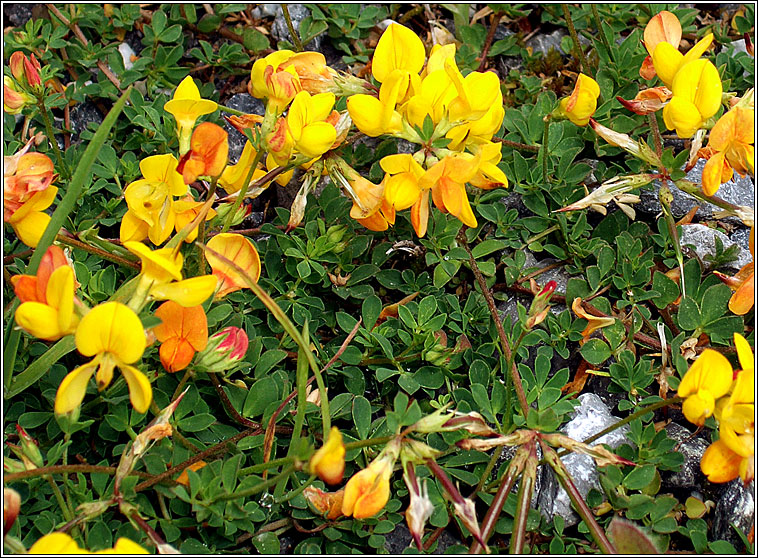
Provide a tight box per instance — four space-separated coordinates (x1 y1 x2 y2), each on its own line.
372 23 425 83
76 302 146 364
55 361 97 415
119 364 152 414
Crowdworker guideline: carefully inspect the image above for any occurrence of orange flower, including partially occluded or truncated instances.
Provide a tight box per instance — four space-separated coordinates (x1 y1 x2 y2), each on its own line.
204 233 261 298
4 145 56 222
11 245 74 303
152 302 208 372
640 10 681 79
701 106 754 196
9 51 41 89
342 440 400 520
421 153 480 232
571 298 616 344
309 427 346 485
177 122 229 184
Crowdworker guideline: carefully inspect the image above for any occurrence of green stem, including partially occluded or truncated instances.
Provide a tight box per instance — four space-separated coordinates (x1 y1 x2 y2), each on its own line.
37 96 68 178
542 115 551 184
217 104 247 116
344 436 394 451
591 5 613 64
281 5 304 51
275 474 316 504
239 456 296 476
289 325 310 454
56 234 140 270
46 475 74 524
561 5 588 72
214 464 296 502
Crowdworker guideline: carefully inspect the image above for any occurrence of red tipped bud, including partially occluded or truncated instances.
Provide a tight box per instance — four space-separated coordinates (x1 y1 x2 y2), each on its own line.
194 326 249 372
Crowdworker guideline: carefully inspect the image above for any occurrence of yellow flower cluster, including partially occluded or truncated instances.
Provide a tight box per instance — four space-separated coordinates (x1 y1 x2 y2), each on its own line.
340 23 508 236
678 333 754 484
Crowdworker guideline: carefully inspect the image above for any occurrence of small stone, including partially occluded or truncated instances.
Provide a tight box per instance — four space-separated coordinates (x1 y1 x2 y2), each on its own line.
384 523 462 554
535 393 630 526
713 480 754 550
659 422 708 490
730 227 752 253
526 29 568 56
222 94 265 163
271 5 323 50
679 223 753 273
69 103 104 139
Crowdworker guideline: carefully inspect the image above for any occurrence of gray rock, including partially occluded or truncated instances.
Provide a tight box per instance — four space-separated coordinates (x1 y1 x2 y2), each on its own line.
659 422 708 490
679 223 753 273
222 94 265 163
535 393 630 526
384 523 462 554
3 4 34 27
730 226 752 253
713 480 754 550
638 159 755 221
69 103 104 139
526 29 568 56
271 4 323 50
728 39 748 56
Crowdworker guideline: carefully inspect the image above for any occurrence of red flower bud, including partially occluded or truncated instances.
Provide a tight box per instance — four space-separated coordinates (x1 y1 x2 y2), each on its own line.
194 326 249 372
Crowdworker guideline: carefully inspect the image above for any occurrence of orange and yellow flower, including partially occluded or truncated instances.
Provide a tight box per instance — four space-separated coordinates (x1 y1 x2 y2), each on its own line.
701 104 754 196
342 453 395 519
557 74 600 126
13 246 79 341
309 427 346 485
177 122 229 184
204 233 261 298
164 76 218 154
152 302 208 373
677 348 733 426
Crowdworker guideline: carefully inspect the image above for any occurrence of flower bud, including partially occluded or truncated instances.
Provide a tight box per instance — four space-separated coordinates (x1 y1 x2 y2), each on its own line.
526 280 557 329
15 425 44 468
194 326 249 372
4 488 20 533
303 486 345 519
9 52 41 90
3 77 32 114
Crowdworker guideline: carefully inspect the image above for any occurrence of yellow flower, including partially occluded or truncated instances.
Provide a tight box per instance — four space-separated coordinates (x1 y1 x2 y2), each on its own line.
677 349 733 426
557 74 600 126
468 142 509 190
571 298 616 345
250 50 301 114
342 453 395 519
14 264 78 342
662 58 722 138
371 23 425 84
443 58 502 123
172 196 217 243
702 105 754 195
218 141 268 195
124 241 218 307
204 233 261 298
347 70 407 137
652 33 714 89
164 76 218 154
701 334 755 483
121 154 187 245
286 91 337 159
6 185 58 248
309 427 346 485
55 302 151 414
28 532 148 554
380 154 425 213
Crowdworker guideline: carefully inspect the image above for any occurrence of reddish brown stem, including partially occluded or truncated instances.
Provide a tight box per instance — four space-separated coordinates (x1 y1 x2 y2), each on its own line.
477 12 503 72
210 372 260 429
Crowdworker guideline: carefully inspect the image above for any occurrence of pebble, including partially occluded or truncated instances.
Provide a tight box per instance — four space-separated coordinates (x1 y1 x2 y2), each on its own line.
679 224 753 273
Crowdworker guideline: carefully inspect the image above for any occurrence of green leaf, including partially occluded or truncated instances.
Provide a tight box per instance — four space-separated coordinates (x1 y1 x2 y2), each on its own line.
651 271 680 309
252 532 280 554
243 377 279 418
472 239 507 259
6 335 76 398
580 338 612 365
361 295 382 330
433 259 462 288
623 464 657 490
607 517 662 554
221 454 242 492
243 28 270 52
676 297 701 331
352 396 371 439
699 284 731 324
417 295 437 325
